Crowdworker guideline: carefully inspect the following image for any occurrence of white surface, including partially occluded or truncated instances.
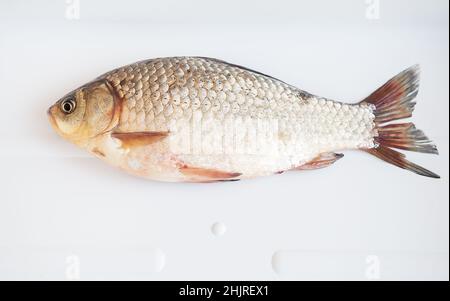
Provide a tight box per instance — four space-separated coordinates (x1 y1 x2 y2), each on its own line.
0 0 448 280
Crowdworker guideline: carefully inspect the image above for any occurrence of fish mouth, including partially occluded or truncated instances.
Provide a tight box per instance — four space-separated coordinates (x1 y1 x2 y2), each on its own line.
47 105 59 132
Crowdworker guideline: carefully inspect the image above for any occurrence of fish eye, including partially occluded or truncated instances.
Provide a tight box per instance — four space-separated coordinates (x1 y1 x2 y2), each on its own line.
61 97 76 114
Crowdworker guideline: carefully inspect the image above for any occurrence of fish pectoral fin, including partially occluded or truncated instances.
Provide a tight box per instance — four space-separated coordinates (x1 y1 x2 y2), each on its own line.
293 152 344 170
178 164 242 182
111 131 169 149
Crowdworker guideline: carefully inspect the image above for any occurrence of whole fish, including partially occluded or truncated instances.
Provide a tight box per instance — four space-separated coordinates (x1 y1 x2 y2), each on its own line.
47 57 439 182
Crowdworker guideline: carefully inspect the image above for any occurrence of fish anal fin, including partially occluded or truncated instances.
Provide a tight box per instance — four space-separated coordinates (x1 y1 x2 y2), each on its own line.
111 131 169 149
178 164 242 182
294 153 344 171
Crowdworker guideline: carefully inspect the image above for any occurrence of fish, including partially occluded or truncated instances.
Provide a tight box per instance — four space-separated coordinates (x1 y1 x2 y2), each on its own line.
47 57 440 182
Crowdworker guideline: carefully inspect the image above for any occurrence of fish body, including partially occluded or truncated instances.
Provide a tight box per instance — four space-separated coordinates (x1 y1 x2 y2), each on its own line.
47 57 439 182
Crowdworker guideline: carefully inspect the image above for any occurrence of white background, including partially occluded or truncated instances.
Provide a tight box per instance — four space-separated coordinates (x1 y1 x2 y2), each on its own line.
0 0 448 280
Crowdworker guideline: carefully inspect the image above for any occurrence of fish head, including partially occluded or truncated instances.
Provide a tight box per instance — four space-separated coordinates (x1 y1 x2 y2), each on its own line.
47 80 119 147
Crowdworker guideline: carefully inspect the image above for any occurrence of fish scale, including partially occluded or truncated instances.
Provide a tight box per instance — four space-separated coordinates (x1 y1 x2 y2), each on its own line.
102 57 376 170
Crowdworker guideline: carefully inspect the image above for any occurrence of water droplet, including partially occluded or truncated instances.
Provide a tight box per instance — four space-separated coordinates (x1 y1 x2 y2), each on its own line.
128 159 141 170
211 222 226 237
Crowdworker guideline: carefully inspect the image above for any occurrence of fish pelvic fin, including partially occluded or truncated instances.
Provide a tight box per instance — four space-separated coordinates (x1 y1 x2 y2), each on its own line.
178 164 242 182
360 65 440 179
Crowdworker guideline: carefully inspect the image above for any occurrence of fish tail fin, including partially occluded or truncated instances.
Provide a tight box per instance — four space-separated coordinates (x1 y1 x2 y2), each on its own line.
360 65 440 178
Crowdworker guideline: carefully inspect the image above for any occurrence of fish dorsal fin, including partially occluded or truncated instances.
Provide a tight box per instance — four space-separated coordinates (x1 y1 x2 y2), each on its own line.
111 131 169 149
194 57 292 86
294 152 344 170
